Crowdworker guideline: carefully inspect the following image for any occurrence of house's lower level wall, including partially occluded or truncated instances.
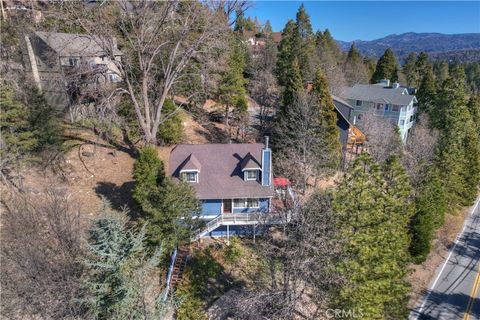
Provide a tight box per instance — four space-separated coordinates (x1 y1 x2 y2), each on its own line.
201 199 222 218
200 198 270 218
232 198 269 213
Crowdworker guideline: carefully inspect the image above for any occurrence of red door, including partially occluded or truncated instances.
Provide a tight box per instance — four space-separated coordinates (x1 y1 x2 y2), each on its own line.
222 199 232 214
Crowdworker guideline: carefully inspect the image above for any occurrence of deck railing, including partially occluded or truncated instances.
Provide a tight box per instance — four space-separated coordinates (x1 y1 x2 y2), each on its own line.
191 211 292 241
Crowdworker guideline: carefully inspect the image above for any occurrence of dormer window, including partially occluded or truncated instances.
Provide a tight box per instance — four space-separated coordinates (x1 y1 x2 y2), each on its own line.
244 169 258 181
178 154 201 183
181 170 198 183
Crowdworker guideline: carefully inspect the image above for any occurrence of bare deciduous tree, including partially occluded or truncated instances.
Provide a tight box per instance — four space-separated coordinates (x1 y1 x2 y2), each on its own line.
1 188 86 319
63 0 249 145
403 114 439 186
249 70 279 136
358 108 403 164
228 191 344 319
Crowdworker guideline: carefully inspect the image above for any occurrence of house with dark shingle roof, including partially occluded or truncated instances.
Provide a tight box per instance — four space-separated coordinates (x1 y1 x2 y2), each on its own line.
169 138 277 238
23 31 122 108
339 80 418 142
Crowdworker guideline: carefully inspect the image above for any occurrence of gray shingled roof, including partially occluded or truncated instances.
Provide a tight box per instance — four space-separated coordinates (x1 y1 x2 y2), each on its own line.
169 144 274 199
332 95 354 126
339 84 416 106
178 154 202 171
240 152 261 170
35 31 122 57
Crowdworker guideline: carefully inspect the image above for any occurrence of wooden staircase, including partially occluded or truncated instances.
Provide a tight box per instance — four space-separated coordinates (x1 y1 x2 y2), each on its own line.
169 247 189 287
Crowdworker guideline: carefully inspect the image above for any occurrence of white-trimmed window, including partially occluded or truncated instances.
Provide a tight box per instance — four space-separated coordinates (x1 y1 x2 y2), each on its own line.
233 198 260 208
180 171 198 183
246 198 259 208
108 73 120 82
392 105 400 112
356 100 362 106
244 170 258 181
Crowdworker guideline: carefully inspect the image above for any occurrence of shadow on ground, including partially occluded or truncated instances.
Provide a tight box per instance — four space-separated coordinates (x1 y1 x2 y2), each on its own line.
95 181 140 219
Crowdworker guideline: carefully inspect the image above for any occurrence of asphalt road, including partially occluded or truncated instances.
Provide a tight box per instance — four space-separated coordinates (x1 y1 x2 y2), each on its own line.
410 196 480 320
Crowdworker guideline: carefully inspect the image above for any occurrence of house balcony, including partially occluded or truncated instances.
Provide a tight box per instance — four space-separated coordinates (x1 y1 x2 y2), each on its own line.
191 210 292 241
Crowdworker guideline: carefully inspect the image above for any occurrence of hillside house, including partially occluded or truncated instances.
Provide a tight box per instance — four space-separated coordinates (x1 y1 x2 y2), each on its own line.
169 138 282 238
339 80 417 142
23 31 122 108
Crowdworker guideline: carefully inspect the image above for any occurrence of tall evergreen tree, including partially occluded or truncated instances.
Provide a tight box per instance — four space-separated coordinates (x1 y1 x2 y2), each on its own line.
409 168 446 263
219 37 248 127
344 43 368 85
381 155 414 319
133 146 201 250
433 61 449 85
416 66 436 116
403 52 417 86
276 20 297 86
462 117 480 202
415 52 430 86
312 68 341 173
280 58 304 114
371 48 399 84
263 20 273 34
293 4 318 82
435 70 479 210
468 95 480 139
322 29 342 58
334 153 412 319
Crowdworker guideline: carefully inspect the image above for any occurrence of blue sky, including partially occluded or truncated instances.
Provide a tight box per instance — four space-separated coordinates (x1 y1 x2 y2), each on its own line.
245 1 480 41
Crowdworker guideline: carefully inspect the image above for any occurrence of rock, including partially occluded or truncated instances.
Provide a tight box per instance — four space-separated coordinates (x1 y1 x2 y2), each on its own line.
81 151 95 158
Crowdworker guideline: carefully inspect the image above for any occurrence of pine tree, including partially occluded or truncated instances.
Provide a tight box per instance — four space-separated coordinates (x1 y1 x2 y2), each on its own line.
322 29 342 58
415 52 430 87
403 52 417 86
462 117 480 202
156 99 184 145
133 145 165 207
371 48 399 84
334 153 411 319
0 84 38 164
416 66 436 116
410 168 446 263
468 95 480 139
280 58 304 114
312 68 341 173
435 72 477 210
263 20 273 34
219 37 248 127
276 20 297 86
84 203 170 319
133 146 201 250
344 43 368 85
433 61 449 85
381 155 414 319
293 4 318 82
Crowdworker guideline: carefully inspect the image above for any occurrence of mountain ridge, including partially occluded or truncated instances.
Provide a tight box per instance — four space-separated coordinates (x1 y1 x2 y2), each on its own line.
337 32 480 61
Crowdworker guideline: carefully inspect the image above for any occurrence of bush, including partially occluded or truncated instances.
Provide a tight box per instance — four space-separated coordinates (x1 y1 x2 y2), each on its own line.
133 146 200 251
224 237 242 263
157 99 184 145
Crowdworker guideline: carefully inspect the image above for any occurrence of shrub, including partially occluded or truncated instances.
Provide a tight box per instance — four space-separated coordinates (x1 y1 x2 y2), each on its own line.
157 99 184 145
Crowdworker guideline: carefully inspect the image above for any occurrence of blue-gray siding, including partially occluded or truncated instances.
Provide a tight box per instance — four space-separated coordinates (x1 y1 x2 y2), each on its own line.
200 198 270 217
201 199 222 217
262 149 271 186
